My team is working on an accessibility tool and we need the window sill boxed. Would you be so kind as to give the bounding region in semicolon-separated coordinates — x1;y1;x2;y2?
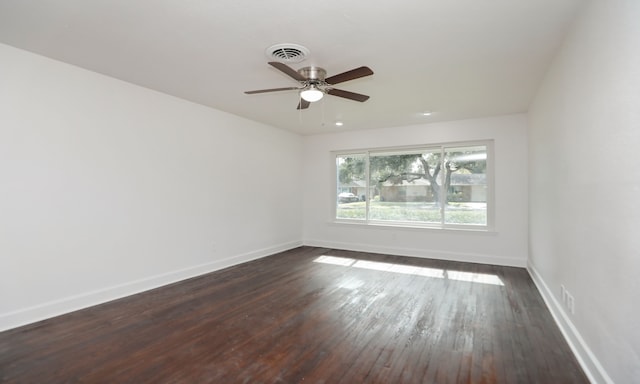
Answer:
330;220;497;235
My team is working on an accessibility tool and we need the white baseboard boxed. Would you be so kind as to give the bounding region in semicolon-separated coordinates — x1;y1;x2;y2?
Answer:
303;239;527;267
0;240;303;332
527;262;613;384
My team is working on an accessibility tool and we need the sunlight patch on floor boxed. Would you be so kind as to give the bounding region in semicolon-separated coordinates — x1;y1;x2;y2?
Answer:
314;255;504;286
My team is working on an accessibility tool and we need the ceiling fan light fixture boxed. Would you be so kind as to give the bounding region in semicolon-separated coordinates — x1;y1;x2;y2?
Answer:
300;86;324;102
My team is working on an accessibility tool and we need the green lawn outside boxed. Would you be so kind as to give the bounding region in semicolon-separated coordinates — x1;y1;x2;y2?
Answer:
336;201;487;225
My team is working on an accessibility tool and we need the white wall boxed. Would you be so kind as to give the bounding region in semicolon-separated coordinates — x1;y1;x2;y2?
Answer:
302;114;529;267
0;43;303;331
528;0;640;382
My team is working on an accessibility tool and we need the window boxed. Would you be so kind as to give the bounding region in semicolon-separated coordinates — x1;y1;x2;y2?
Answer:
335;141;492;229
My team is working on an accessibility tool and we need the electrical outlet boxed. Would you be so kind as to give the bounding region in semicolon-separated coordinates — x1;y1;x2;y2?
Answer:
561;284;575;315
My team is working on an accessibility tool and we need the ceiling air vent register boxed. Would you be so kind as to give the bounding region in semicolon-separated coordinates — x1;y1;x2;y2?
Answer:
265;44;309;63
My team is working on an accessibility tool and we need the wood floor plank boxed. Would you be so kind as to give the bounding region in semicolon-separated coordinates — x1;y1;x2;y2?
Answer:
0;246;588;383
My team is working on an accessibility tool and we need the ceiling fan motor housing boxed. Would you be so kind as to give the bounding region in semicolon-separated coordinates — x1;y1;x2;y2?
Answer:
298;66;326;83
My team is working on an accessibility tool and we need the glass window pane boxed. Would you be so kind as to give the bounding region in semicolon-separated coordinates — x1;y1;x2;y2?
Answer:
336;154;366;220
369;149;442;223
443;146;487;225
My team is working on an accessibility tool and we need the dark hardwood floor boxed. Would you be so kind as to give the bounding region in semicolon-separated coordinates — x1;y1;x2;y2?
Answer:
0;247;588;383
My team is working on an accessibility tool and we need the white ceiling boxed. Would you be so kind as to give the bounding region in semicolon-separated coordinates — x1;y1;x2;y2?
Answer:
0;0;584;135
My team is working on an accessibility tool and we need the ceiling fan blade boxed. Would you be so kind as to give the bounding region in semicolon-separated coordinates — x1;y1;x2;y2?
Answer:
325;66;374;85
326;88;370;102
269;62;306;82
244;87;299;94
297;99;310;110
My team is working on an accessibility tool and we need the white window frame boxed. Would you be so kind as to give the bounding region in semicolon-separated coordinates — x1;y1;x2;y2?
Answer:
332;140;494;231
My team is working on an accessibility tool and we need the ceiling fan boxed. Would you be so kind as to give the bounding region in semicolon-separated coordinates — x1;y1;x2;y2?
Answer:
244;62;374;110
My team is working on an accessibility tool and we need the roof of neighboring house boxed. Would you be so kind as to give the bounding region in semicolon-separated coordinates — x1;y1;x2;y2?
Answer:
381;173;486;187
450;173;486;185
340;180;367;188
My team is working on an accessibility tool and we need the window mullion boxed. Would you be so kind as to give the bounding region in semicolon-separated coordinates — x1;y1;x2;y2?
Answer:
440;146;446;228
365;152;371;222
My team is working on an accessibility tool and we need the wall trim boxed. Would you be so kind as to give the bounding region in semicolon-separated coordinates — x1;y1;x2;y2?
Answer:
527;262;613;384
0;240;303;332
303;239;527;268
